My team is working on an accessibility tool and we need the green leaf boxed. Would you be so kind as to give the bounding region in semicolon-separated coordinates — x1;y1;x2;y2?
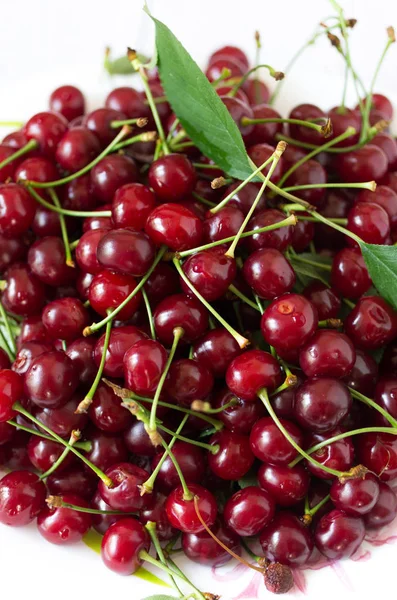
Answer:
360;243;397;310
238;471;258;488
104;52;150;75
146;11;253;180
289;253;332;288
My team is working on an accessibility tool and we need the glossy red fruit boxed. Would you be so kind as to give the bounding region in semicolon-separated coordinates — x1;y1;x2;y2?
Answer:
2;263;47;317
303;281;341;320
124;339;167;396
153;294;208;347
46;467;96;502
202;206;244;244
0;235;28;273
75;228;107;274
222;182;266;216
84;108;125;147
336;145;388;183
111;183;156;230
97;229;155;277
105;87;149;119
182;519;240;566
89;383;132;433
226;350;282;401
258;463;310;507
89;270;141;320
27;436;74;473
250;104;282;144
247;143;284;181
56;127;100;174
373;377;397;426
345;296;397;350
165;358;214;406
151;441;206;493
94;325;147;379
37;494;92;544
357;185;397;228
205;56;245;82
24;350;78;408
42;298;89;341
357;93;393;121
331;247;371;299
299;331;356;379
192;328;241;378
145;263;180;306
0;145;20;182
166;483;217;534
209;45;249;69
214;388;264;434
25;111;68;157
371;132;397;171
0;370;23;422
140;494;177;542
224;486;275;536
356;432;397;482
259;512;314;566
347;202;390;245
294;378;352;433
327;106;360;147
306;429;354;479
28;237;75;287
98;462;152;512
314;509;365;559
85;428;128;472
220;96;254;141
101;517;150;575
250;417;303;465
90;155;138;204
145;203;203;251
65;337;97;385
0;470;46;526
364;482;397;528
148;153;196;202
330;473;379;516
34;393;87;438
49;85;85;121
343;349;378;395
181;250;236;302
285;159;327;206
208;430;254;480
289;103;326;145
243;248;295;300
0;184;36;238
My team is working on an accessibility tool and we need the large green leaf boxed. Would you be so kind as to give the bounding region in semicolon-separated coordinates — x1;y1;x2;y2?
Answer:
146;11;253;180
360;243;397;311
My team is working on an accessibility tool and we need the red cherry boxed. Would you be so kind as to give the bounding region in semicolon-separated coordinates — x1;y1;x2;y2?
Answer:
336;145;388;183
0;470;46;526
299;331;356;379
145;203;203;251
259;512;313;566
226;350;282;401
314;509;365;560
0;183;36;238
101;517;150;575
0;370;23;422
250;416;304;464
345;296;397;350
258;463;310;507
49;85;85;121
166;483;217;534
208;430;254;480
224;486;275;536
37;494;92;544
25;111;68;157
111;183;156;230
89;270;141;320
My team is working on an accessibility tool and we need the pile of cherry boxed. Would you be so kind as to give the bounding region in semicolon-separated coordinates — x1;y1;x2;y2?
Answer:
1;39;397;599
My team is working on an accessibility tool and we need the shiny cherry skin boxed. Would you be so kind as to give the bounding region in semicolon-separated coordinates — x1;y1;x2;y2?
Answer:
94;325;147;379
261;293;318;352
0;470;46;526
83;206;112;232
327;106;360;147
25;111;68;157
330;473;380;516
15;155;59;184
34;393;87;437
267;384;298;421
101;517;150;575
85;428;128;472
220;96;254;141
243;78;270;105
224;486;275;536
90;154;138;204
314;509;365;560
299;331;356;379
49;85;85;121
0;183;36;238
250;417;303;465
209;45;249;69
181;250;236;302
124;419;167;457
166;483;217;534
306;429;354;479
55;127;100;173
89;270;141;320
89;382;132;433
0;370;23;422
46;467;96;502
42;297;89;341
2;263;47;317
37;494;91;544
258;463;310;507
124;339;167;396
336;144;388;183
145;203;203;251
105;87;149;119
28;237;75;287
291;218;315;252
247;143;284;181
208;430;254;480
222;182;266;216
182;519;240;566
226;350;282;401
289;103;326;145
243;248;295;300
347;201;390;245
285;159;327;206
151;441;206;492
371;132;397;171
0;421;14;445
24;350;78;408
111;183;155;230
364;482;397;528
205;56;245;82
165;358;214;406
345;296;397;350
192;328;241;378
140;493;177;542
98;462;152;512
356;432;397;482
343;349;378;395
0;145;20;182
97;229;155;277
202;206;244;244
303;281;341;320
62;176;97;214
357;185;397;228
17;315;49;346
2;129;28;149
91;491;123;535
153;294;208;347
27;436;75;473
0;234;28;273
260;512;313;566
214;388;264;434
373;377;397;426
32;206;62;237
148;153;196;202
144;263;180;306
75;228;107;274
331;247;371;299
250;104;282;144
83;108;125;147
357;93;393;121
65;337;96;386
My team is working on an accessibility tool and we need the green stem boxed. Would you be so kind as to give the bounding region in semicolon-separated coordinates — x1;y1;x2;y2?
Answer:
110;117;148;129
228;63;284;98
191;191;216;208
139;551;205;600
40;431;80;479
282;181;376;193
112;131;157;151
6;419;91;450
166;557;207;600
27;185;112;218
145;521;183;597
242;116;327;134
350;388;397;428
48;189;74;267
0;302;16;357
142;289;155;340
0;121;24;127
290;254;332;271
0;139;38;171
275;129;379;153
298;216;348;225
46;498;136;515
307;493;331;517
158;423;219;454
228;284;261;312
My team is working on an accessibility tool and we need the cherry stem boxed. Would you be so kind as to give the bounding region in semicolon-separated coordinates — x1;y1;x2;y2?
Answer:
85;245;167;335
148;326;184;435
289;426;397;468
349;388;397;428
158;423;220;454
27;185;112;218
241;116;330;135
258;388;348;478
298;216;348;225
270;373;298;397
46;496;136;515
13;402;113;487
228;63;284;99
282;181;376;193
318;318;343;329
0;301;16;357
0;121;24;127
145;521;183;596
228;284;261;312
6;419;91;450
173;258;249;349
306;493;331;517
141;289;156;340
191;398;238;414
110;117;148;129
275;127;380;153
191;191;216;208
48;188;74;267
112;130;157;151
290;254;332;271
76;310;113;414
139;551;206;600
0;139;38;171
40;430;81;480
192;162;222;170
25;126;131;188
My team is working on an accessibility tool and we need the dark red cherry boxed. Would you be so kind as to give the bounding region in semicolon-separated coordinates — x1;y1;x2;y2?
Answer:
247;143;284;182
32;206;62;237
250;417;303;464
17;316;50;346
336;145;388;183
97;229;155;277
303;281;341;320
25;111;68;157
285;159;327;206
55;127;100;173
84;428;128;472
289;103;326;145
209;45;249;69
314;509;365;560
46;467;96;501
165;358;214;406
124;419;168;457
27;436;75;473
148;153;196;202
0;234;28;273
82;205;112;232
357;185;397;228
144;263;180;306
75;228;107;274
65;337;97;386
261;293;318;352
0;145;21;181
222;182;266;216
37;494;91;544
327;106;360;146
153;294;208;347
49;85;85;121
373;377;397;426
84;108;126;148
0;183;36;238
28;237;75;287
101;517;150;575
182;518;240;566
94;325;147;379
2;129;28;149
226;350;282;401
294;378;352;433
260;512;313;566
2;263;47;316
243;79;270;105
357;432;397;482
105;87;150;119
124;339;167;396
90;154;138;204
42;297;89;341
0;470;46;526
98;462;151;512
250;104;282;144
24;350;78;408
306;429;354;479
268;382;299;421
0;349;10;370
357;93;393;121
192;328;241;378
0;369;23;422
246;208;294;253
371;132;397;171
151;441;206;492
202;206;244;244
291;218;315;252
34;393;87;437
140;493;177;542
89;270;141;320
220;96;254;142
15;155;59;184
181;250;236;302
243;247;295;300
330;473;379;516
145;203;203;251
90;491;123;535
214;388;264;434
111;183;156;230
343;349;378;395
347;201;390;245
331;247;371;299
224;486;275;536
299;331;356;379
60;170;97;210
258;462;310;507
166;483;217;533
205;56;245;82
0;421;14;445
345;296;397;350
89;382;132;433
364;482;397;528
208;430;254;480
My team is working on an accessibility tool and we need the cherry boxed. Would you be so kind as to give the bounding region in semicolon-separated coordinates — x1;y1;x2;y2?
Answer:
124;339;167;396
182;518;240;566
358;93;393;121
61;174;97;211
32;206;63;237
151;441;206;492
371;132;397;171
327;106;361;146
28;237;75;287
314;509;365;560
364;482;397;528
144;263;180;306
0;183;36;238
27;436;74;473
271;383;299;421
37;494;92;544
17;316;50;346
181;250;236;302
83;205;112;232
145;203;203;251
89;491;123;535
0;349;10;370
247;143;284;181
347;201;390;245
205;57;245;82
16;157;59;187
83;108;126;147
209;45;249;69
0;421;14;445
75;228;107;274
153;294;208;347
357;432;397;482
140;493;176;542
24;111;68;157
214;388;263;434
111;183;156;231
98;462;152;512
259;512;313;566
331;247;372;299
294;378;352;433
34;393;87;437
290;218;315;252
55;127;100;173
65;337;97;385
0;370;23;422
97;229;155;277
124;419;168;457
24;350;78;408
0;470;46;526
94;326;146;380
0;234;28;272
345;296;397;350
249;104;283;144
247;208;294;253
226;350;282;401
165;358;214;406
105;87;150;119
243;78;270;106
357;185;397;228
42;297;89;341
303;281;341;320
261;293;318;352
222;182;266;216
88;382;132;433
243;247;296;300
89;270;142;320
2;129;28;149
90;154;138;204
208;430;254;480
46;467;96;502
148;153;196;202
258;463;310;507
2;263;47;316
101;517;150;575
330;473;379;516
285;159;327;206
305;428;354;479
250;417;303;465
166;483;217;534
343;349;378;396
84;428;128;472
300;330;356;379
0;144;21;182
336;145;388;183
220;96;254;141
192;328;241;378
49;85;85;121
224;486;275;536
288;103;326;145
373;378;397;426
202;207;244;244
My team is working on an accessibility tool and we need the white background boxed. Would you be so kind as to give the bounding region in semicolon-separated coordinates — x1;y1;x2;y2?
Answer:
1;1;397;599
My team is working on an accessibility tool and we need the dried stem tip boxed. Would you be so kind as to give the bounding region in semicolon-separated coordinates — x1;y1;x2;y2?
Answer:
137;117;149;128
211;176;227;190
387;26;396;42
321;118;333;138
346;18;357;28
46;495;63;508
191;400;212;412
275;140;287;157
127;47;137;61
339;463;369;484
273;71;284;81
328;33;341;49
